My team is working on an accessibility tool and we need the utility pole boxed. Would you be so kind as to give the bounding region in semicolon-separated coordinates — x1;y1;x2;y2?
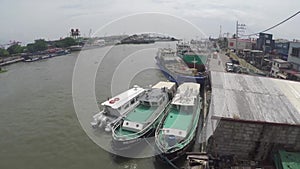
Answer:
88;29;92;38
236;21;238;51
219;25;222;38
235;21;246;52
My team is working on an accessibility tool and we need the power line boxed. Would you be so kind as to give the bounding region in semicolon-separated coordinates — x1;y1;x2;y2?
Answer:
242;11;300;36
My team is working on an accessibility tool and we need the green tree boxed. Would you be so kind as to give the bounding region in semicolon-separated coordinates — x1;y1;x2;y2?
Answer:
54;37;77;48
0;48;9;57
26;43;35;53
7;44;24;55
26;39;48;53
34;39;48;51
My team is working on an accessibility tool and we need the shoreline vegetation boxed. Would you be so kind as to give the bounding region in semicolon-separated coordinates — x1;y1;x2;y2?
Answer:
0;69;7;73
0;34;177;67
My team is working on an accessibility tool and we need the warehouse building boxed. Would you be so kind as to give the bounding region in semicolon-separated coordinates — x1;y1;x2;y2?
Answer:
204;71;300;161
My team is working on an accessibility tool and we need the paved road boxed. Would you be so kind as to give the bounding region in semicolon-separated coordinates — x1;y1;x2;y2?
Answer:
206;51;230;72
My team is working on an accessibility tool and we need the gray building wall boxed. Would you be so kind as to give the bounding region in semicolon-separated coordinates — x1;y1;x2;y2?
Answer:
256;33;274;53
228;38;252;50
288;42;300;71
207;119;300;161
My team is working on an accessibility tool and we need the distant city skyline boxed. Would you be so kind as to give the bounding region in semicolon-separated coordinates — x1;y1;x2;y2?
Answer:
1;0;300;45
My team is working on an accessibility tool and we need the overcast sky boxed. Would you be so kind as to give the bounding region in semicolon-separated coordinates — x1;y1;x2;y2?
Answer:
1;0;299;45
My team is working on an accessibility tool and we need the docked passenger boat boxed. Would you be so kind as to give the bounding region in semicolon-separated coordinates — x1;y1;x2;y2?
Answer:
23;57;41;62
91;85;146;132
111;82;177;150
69;45;83;51
155;82;202;162
156;48;206;85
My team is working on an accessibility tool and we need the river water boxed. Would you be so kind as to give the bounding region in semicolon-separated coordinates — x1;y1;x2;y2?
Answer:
0;42;180;169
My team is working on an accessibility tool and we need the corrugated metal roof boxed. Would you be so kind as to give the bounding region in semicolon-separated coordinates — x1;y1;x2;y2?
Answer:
210;71;300;125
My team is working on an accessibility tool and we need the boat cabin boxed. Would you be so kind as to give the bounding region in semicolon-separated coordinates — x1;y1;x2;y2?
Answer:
121;88;169;132
101;86;145;117
161;83;200;144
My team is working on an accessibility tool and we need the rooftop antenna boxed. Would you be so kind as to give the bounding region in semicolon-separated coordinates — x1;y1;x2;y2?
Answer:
89;29;92;38
219;25;222;38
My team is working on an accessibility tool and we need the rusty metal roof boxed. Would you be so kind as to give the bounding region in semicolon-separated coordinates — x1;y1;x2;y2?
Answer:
202;71;300;143
209;71;300;125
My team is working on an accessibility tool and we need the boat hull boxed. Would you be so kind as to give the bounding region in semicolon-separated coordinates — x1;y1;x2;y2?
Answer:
111;127;154;151
156;61;205;85
24;57;41;62
155;131;196;162
154;83;202;164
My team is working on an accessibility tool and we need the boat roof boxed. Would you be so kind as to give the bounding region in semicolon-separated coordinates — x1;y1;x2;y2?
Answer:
139;88;165;103
101;86;145;109
273;58;289;63
152;81;176;90
172;83;200;106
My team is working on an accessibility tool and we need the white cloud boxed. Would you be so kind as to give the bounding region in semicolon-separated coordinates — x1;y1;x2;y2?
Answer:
0;0;299;44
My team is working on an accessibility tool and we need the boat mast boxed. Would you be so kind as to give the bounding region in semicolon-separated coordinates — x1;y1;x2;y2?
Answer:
193;56;196;69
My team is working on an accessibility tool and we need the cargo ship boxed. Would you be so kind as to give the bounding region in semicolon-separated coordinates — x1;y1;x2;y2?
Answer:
176;42;207;72
155;48;206;85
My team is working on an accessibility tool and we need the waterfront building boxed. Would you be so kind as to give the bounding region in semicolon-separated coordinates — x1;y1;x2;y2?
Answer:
288;41;300;72
274;39;290;60
204;71;300;161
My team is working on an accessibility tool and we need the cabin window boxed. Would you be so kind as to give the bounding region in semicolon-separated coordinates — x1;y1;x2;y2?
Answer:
124;103;129;109
152;102;158;106
143;101;150;106
291;47;300;57
118;107;121;111
130;99;135;105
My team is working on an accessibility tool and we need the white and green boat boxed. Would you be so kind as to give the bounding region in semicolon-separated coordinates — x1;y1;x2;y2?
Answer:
155;82;202;162
111;82;176;150
91;85;146;132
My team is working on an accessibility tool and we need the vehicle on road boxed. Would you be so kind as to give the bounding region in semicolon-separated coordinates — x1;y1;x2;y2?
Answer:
225;62;234;72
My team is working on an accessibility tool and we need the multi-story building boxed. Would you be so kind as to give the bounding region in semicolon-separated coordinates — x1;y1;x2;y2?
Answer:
256;33;274;53
228;38;252;51
274;39;290;60
288;41;300;71
270;59;290;78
